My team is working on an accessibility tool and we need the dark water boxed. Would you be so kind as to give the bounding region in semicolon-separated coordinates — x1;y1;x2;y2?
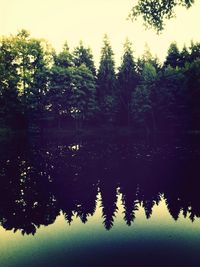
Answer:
1;133;200;267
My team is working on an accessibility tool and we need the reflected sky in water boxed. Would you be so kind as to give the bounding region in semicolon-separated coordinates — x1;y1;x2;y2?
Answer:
1;133;200;266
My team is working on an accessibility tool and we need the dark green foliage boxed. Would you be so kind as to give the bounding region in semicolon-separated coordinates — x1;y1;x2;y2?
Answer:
70;65;97;123
164;41;200;68
0;30;52;129
53;42;73;68
0;35;24;128
73;41;96;75
132;62;157;132
137;45;161;74
15;30;51;93
164;42;181;68
0;86;24;128
155;66;186;130
48;65;72;126
184;58;200;129
189;42;200;62
48;42;97;128
179;46;190;67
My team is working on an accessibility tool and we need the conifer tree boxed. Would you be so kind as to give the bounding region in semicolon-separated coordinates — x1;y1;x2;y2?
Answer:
97;35;116;123
164;42;181;68
117;39;138;125
73;41;96;75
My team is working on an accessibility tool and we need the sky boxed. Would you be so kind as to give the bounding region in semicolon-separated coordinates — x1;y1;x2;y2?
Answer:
0;0;200;66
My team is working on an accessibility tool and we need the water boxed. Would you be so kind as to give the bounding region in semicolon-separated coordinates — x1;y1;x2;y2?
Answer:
0;133;200;267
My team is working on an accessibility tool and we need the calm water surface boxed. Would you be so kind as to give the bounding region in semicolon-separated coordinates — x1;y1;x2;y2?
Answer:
0;133;200;267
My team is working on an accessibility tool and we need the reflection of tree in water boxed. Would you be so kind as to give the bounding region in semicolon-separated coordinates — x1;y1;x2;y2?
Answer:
100;181;118;230
121;186;139;226
0;135;200;234
119;158;139;225
0;138;59;235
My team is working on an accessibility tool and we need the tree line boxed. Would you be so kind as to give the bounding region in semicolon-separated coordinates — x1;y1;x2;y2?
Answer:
0;29;200;132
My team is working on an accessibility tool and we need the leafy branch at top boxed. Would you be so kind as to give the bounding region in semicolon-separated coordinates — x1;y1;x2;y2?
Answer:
129;0;195;33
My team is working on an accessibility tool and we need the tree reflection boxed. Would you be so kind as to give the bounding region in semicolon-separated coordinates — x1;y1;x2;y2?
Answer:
0;134;200;234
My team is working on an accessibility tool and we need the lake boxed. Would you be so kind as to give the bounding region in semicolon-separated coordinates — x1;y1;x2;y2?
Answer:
0;132;200;267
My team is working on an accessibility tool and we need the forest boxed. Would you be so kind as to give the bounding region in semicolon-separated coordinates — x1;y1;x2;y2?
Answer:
0;29;200;133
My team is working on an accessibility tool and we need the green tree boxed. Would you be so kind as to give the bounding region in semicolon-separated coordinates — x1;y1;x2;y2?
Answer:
164;42;181;68
70;64;97;128
137;44;161;74
97;35;116;123
179;45;190;67
0;30;52;127
132;62;157;132
184;58;200;129
16;31;52;126
47;42;74;126
0;35;25;128
164;41;200;69
155;65;186;130
73;41;96;75
49;42;97;128
15;30;50;92
48;64;72;128
53;42;73;68
189;41;200;62
117;39;138;125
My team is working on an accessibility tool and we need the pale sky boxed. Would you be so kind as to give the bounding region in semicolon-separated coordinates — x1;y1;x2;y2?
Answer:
0;0;200;66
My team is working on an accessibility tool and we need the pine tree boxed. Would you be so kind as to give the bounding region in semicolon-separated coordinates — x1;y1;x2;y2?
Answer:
117;39;138;125
97;35;116;123
48;62;72;128
73;41;96;75
70;64;97;128
164;42;181;68
53;42;73;68
132;62;157;132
